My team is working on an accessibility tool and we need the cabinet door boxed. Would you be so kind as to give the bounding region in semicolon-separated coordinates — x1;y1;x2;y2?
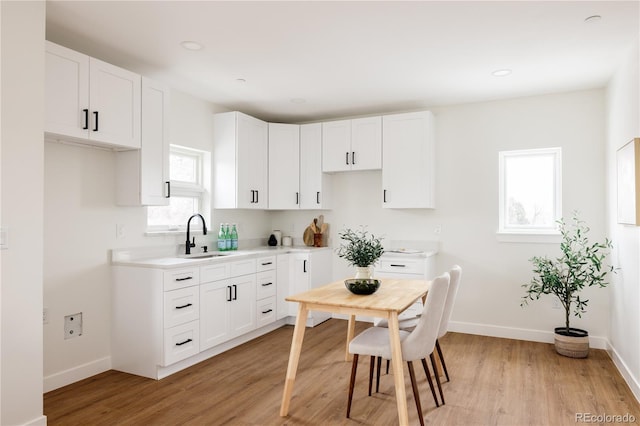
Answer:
88;57;141;149
115;77;170;206
228;274;257;338
237;112;268;208
268;123;300;209
200;281;231;350
289;254;310;316
276;254;291;320
382;111;435;208
322;120;351;172
140;77;170;205
300;123;331;209
351;116;382;171
45;41;90;139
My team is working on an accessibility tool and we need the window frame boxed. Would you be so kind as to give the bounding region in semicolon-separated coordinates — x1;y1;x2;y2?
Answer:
498;147;562;239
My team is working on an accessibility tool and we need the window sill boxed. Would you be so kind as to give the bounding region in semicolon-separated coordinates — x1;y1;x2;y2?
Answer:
145;229;204;237
496;231;561;244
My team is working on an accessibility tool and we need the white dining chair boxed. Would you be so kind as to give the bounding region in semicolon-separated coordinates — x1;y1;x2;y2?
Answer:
346;272;450;425
435;264;461;382
375;265;462;385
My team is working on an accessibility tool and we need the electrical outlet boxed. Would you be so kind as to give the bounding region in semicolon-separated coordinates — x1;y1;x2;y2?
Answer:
116;224;125;240
64;313;83;339
434;225;442;235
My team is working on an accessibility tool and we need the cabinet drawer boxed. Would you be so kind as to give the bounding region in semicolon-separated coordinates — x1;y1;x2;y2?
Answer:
162;320;200;366
201;262;230;283
230;259;256;277
164;286;199;329
256;270;276;300
256;256;276;272
164;268;200;291
256;296;276;328
377;258;425;275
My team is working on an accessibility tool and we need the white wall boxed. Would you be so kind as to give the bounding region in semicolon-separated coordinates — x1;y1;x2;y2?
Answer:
606;36;640;400
272;89;609;344
43;89;272;391
1;1;46;425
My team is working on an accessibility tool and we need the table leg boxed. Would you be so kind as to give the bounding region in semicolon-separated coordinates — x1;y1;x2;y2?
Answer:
345;314;356;361
388;312;409;425
280;303;309;417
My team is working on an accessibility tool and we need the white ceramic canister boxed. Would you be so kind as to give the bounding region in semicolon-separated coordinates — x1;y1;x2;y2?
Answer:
272;230;282;246
282;236;292;246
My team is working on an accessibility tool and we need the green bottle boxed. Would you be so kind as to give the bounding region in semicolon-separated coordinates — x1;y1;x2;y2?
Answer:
230;224;238;250
217;223;226;251
224;224;232;251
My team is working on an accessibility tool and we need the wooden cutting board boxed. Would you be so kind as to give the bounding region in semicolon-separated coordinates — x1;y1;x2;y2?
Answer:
303;226;314;246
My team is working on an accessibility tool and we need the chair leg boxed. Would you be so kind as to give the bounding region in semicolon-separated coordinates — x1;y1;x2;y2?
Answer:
375;356;382;393
386;359;390;375
430;352;445;405
407;361;425;426
346;354;359;418
368;356;375;396
421;358;440;407
435;339;450;382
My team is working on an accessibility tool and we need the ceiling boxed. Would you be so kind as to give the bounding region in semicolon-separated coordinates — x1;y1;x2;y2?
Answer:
46;1;639;123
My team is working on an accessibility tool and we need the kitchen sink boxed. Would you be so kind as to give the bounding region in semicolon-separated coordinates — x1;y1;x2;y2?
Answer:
179;252;229;259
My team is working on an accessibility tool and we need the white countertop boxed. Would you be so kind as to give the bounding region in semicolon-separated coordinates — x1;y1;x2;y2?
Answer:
111;245;332;269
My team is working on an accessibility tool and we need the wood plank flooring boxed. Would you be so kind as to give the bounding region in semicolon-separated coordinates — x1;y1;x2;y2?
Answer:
44;319;640;425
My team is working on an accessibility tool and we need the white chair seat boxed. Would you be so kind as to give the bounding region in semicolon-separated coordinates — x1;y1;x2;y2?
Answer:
373;316;419;330
349;327;411;360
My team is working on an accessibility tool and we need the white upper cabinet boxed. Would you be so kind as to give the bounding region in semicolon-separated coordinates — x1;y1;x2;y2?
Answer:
213;111;268;209
300;123;331;209
382;111;436;209
45;41;141;150
351;116;382;170
268;123;300;209
322;116;382;172
116;77;170;206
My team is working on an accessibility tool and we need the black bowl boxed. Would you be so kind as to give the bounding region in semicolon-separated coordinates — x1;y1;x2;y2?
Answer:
344;279;381;295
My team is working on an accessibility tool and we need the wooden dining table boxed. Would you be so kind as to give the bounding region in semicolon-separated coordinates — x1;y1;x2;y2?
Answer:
279;278;431;425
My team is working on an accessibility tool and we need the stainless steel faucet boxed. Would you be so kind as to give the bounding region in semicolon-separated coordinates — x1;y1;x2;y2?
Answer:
185;214;207;255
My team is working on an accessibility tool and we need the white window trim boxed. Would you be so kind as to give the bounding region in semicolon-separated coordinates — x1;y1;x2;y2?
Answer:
497;147;562;242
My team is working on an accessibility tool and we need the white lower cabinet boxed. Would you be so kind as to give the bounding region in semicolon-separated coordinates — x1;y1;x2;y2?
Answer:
287;250;333;327
200;260;257;351
112;249;332;379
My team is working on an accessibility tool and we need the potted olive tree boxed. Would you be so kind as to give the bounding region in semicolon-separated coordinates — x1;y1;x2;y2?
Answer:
336;227;384;279
521;213;614;358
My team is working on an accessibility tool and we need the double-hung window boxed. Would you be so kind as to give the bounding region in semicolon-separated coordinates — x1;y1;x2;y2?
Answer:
147;145;210;232
498;147;562;238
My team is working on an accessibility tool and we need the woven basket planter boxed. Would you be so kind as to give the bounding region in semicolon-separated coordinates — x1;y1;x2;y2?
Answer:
554;327;589;358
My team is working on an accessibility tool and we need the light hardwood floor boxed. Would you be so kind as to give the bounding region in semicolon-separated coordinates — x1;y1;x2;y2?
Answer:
44;319;640;425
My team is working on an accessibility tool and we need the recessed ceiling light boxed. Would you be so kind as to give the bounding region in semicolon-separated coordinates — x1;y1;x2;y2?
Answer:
290;98;306;104
492;69;512;77
180;41;203;51
584;15;602;23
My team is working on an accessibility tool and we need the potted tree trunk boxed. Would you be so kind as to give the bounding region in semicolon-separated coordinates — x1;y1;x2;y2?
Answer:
521;213;614;358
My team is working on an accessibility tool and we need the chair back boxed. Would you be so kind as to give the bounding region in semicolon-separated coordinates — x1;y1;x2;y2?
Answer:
438;265;462;339
400;272;450;361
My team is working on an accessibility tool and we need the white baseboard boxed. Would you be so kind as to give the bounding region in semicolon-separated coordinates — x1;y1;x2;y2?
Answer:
43;356;111;393
447;320;608;349
24;415;47;426
607;342;640;403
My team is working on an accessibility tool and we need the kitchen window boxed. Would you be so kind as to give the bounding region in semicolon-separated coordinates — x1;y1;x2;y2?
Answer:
498;147;562;241
147;145;210;232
